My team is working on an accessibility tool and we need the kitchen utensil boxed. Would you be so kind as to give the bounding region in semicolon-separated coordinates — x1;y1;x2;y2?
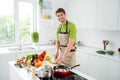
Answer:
36;65;52;78
52;64;80;76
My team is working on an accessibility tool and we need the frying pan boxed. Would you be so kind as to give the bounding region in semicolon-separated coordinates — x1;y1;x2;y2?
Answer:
52;64;80;76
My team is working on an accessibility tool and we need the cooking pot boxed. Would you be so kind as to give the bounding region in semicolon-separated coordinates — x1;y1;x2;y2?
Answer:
52;64;80;76
36;65;52;78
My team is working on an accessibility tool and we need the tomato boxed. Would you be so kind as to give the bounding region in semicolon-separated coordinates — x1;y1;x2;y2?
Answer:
38;50;46;61
33;58;40;63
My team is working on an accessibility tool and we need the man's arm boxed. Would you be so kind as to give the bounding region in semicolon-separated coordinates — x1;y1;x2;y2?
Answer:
54;39;60;60
55;38;75;63
62;38;75;58
56;39;60;52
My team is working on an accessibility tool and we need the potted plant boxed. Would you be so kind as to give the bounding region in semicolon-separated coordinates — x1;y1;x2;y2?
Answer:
39;0;43;13
31;32;39;43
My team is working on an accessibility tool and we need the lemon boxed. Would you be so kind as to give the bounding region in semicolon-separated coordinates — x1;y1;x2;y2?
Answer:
27;60;31;68
45;55;51;61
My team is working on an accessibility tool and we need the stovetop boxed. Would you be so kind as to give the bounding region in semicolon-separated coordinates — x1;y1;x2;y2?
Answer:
36;71;88;80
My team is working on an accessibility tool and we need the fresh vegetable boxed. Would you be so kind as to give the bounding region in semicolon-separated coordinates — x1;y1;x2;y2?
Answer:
35;61;42;67
15;51;47;68
38;50;46;61
45;55;51;61
14;56;25;68
26;54;38;61
32;54;38;59
26;54;33;60
106;50;114;55
33;58;40;63
96;50;106;54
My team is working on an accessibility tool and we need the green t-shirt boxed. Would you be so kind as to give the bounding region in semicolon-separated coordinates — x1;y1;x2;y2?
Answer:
56;21;77;44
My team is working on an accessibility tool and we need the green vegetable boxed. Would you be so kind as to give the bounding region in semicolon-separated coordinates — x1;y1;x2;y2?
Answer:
19;64;23;68
26;54;33;60
96;50;106;54
26;54;38;60
32;54;38;59
106;50;114;55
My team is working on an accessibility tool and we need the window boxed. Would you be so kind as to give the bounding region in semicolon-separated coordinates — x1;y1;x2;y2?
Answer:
18;2;33;44
0;0;36;46
0;0;15;45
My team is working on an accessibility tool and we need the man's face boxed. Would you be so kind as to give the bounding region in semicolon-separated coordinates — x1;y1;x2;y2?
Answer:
56;12;66;23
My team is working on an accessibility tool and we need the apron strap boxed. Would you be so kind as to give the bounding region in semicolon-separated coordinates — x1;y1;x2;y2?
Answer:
59;20;68;33
66;20;68;33
60;45;77;52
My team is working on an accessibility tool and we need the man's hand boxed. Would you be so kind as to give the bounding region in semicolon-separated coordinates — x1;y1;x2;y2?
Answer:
55;56;64;64
54;51;59;60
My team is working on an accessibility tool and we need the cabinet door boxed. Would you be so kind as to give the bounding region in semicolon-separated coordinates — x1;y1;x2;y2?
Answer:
89;54;109;80
10;65;22;80
68;0;96;30
118;0;120;30
0;53;16;80
76;50;89;74
96;0;119;30
109;59;120;80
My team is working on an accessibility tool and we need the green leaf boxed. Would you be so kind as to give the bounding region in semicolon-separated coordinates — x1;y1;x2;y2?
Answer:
96;50;106;54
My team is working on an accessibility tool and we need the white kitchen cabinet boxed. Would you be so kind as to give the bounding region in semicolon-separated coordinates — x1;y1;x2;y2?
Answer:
109;59;120;80
118;0;120;30
0;53;16;80
76;50;89;74
10;65;22;80
88;54;109;80
68;0;96;30
96;0;119;30
68;0;119;30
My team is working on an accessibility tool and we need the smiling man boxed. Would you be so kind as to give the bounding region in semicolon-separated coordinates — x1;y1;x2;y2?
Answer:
54;8;77;67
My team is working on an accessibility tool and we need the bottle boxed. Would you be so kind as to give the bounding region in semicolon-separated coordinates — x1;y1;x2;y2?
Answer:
118;48;120;55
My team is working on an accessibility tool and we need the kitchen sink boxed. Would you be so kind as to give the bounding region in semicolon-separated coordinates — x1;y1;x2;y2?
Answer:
9;46;36;52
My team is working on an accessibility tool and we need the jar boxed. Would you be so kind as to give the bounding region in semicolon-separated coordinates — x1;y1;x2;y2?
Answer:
77;41;81;46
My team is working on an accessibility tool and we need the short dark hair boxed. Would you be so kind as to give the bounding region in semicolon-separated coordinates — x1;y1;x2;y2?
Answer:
56;8;66;14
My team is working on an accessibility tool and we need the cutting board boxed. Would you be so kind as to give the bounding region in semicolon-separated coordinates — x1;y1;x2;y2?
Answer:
43;61;58;68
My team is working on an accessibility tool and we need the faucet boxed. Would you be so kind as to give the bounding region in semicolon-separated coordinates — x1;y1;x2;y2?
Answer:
19;41;22;50
103;40;109;50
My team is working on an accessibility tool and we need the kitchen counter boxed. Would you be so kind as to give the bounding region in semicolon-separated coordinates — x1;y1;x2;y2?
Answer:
1;44;120;62
77;45;120;62
9;61;96;80
0;45;55;54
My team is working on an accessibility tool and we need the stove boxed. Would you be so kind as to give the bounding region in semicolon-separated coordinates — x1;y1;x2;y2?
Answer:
36;71;88;80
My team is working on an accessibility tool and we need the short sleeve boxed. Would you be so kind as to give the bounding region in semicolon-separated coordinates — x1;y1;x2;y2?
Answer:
69;23;77;39
56;25;61;39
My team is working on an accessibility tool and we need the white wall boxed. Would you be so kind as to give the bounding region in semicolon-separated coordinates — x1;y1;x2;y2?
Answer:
67;0;120;55
38;0;120;55
38;0;69;44
77;29;120;53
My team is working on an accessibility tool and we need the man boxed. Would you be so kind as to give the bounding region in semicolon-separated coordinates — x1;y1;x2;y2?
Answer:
54;8;77;67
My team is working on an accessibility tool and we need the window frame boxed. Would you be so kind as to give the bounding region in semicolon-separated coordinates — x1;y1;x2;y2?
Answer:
0;0;37;47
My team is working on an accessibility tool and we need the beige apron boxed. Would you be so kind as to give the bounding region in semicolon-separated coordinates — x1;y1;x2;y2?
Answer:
58;21;76;67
